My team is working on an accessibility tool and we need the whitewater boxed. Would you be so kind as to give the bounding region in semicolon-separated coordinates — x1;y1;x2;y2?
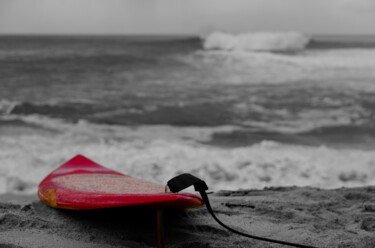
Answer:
1;116;375;195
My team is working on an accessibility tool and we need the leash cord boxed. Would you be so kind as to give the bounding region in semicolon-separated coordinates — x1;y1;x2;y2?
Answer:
167;173;318;248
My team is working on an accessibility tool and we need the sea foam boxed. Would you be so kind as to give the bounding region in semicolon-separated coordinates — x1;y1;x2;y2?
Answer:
1;117;374;195
177;48;375;90
203;31;310;52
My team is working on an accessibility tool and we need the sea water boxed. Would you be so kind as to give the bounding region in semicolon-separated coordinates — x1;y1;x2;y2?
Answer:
1;33;375;194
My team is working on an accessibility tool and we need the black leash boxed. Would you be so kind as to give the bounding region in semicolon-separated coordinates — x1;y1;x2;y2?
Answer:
167;173;318;248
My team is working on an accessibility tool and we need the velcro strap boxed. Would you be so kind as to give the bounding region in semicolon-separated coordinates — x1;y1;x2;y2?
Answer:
167;173;208;193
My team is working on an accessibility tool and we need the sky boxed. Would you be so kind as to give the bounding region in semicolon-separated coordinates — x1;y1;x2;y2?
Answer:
0;0;375;35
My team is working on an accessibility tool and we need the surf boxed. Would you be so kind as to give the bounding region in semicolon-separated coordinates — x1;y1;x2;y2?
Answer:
203;31;310;52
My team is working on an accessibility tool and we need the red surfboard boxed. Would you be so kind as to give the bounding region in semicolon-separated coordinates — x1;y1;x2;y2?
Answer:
38;155;203;210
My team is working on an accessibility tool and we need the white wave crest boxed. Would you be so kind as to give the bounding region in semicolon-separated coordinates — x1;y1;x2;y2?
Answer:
1;119;375;194
203;31;310;52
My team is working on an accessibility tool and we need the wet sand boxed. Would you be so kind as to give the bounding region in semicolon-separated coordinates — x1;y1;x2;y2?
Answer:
1;186;375;248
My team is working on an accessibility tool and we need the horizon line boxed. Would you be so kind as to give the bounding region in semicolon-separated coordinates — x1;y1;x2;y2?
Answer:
1;32;375;37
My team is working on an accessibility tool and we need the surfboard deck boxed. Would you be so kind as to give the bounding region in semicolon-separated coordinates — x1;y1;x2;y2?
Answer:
38;155;203;210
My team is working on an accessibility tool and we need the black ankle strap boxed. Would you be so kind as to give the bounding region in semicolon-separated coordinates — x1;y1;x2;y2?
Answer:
167;173;208;193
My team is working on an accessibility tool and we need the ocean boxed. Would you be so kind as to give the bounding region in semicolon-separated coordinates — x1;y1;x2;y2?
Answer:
1;33;375;194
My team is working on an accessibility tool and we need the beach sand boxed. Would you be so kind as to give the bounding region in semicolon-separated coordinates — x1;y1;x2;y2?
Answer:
1;186;375;248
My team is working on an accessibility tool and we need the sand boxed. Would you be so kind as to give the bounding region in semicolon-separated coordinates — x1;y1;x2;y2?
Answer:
0;186;375;248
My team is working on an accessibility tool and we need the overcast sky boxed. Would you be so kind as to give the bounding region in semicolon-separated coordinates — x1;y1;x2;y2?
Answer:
0;0;375;35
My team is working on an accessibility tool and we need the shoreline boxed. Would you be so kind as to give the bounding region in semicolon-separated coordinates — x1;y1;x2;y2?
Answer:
1;186;374;247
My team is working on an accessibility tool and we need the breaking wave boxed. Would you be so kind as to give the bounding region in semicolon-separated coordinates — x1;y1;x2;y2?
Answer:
1;117;375;194
203;31;310;52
